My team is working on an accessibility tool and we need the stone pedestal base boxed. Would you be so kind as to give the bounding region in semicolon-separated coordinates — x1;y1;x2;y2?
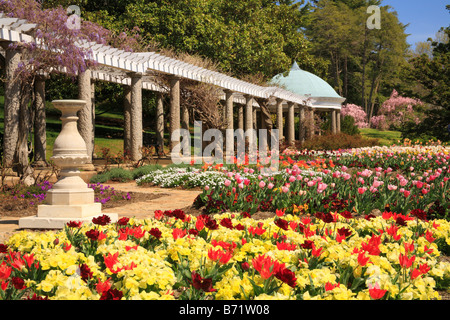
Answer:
19;191;119;229
19;212;119;230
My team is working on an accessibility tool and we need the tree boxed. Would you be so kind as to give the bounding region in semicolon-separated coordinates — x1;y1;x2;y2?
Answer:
45;0;326;81
304;0;409;116
402;10;450;141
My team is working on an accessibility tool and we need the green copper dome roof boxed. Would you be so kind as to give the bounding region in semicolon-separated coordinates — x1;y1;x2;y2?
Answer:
271;62;343;99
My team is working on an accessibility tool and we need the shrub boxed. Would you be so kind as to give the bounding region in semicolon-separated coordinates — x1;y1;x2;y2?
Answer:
321;115;360;136
90;168;134;183
302;133;379;151
131;164;163;180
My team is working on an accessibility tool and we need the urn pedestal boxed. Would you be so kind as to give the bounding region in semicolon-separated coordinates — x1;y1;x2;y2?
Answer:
19;100;118;229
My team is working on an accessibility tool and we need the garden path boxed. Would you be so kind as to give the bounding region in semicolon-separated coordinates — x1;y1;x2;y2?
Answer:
0;182;202;243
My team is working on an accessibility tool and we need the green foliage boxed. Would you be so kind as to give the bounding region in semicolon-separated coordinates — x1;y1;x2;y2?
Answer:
47;0;326;80
131;164;164;179
403;17;450;142
90;167;133;183
322;115;360;136
302;133;379;151
90;164;165;183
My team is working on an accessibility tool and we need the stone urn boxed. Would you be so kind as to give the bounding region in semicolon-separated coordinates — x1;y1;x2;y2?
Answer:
50;100;91;191
19;100;118;229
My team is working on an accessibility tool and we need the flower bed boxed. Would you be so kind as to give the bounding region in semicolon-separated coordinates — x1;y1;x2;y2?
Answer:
194;145;450;218
1;144;449;300
0;210;449;300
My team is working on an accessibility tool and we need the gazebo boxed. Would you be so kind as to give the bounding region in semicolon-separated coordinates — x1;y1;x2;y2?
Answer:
270;61;346;144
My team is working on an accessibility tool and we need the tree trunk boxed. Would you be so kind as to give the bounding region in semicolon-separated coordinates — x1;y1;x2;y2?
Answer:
13;82;34;184
3;47;21;168
344;55;348;99
361;28;368;113
33;76;47;167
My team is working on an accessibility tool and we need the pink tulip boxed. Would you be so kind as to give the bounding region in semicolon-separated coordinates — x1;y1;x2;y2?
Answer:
388;184;397;191
317;182;328;193
224;179;231;187
289;175;296;183
268;183;274;189
259;181;266;188
282;186;289;193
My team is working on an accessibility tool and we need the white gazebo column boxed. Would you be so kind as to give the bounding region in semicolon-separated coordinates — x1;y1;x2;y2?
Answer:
287;102;295;145
337;109;341;133
33;75;47;167
130;73;143;161
3;45;21;168
276;98;284;141
77;69;95;170
123;86;132;156
299;105;305;143
156;92;165;155
170;76;181;151
331;109;337;134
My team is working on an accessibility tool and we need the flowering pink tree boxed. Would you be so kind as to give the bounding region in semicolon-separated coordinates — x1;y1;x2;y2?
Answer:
371;90;424;131
340;104;369;128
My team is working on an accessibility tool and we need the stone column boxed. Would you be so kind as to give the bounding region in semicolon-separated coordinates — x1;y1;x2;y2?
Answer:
238;104;244;131
337;110;341;133
170;76;181;151
244;95;254;146
253;107;257;130
299;105;305;143
276;99;284;141
33;75;47;167
3;46;21;168
77;69;95;170
156;92;165;155
130;73;143;161
225;90;234;130
123;86;132;156
287;102;295;145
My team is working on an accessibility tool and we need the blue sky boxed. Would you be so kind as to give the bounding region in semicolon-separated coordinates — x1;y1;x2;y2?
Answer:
382;0;449;48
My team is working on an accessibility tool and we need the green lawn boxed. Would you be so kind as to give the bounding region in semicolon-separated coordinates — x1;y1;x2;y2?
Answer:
360;128;402;146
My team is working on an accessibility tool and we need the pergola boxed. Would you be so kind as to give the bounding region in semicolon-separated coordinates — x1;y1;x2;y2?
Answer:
0;14;335;168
